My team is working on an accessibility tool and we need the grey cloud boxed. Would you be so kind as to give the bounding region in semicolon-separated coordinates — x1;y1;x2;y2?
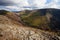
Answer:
0;0;16;6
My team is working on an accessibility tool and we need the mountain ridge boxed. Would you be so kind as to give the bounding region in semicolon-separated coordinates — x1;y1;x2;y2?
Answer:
0;9;60;40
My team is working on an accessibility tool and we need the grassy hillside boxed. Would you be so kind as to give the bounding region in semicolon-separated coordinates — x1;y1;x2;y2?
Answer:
19;9;60;31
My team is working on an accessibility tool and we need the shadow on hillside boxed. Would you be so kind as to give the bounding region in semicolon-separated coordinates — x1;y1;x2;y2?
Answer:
0;10;8;15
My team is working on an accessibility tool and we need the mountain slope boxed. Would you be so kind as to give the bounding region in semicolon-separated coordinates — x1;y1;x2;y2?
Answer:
19;9;60;32
0;10;60;40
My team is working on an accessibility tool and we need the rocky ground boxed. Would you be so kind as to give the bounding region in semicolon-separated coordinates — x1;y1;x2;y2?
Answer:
0;13;60;40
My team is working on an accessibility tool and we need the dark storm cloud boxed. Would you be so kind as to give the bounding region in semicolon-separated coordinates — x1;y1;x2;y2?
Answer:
0;0;16;6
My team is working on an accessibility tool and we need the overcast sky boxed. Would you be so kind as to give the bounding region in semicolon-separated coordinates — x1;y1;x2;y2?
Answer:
0;0;60;11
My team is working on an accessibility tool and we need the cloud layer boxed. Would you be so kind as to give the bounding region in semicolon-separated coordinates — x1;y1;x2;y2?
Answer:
0;0;60;11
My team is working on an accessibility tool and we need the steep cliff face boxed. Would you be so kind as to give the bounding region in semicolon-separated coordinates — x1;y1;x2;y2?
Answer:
0;10;60;40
